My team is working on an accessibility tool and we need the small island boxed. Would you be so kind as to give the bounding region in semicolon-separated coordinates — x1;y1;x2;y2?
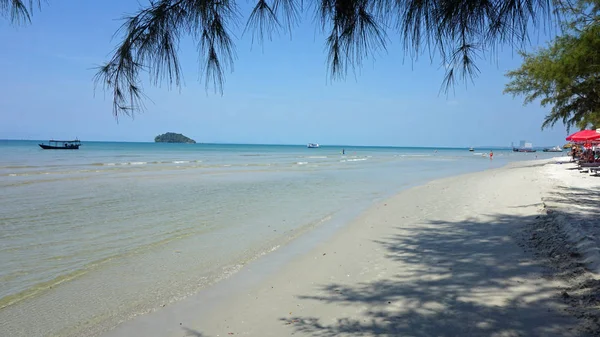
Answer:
154;132;196;144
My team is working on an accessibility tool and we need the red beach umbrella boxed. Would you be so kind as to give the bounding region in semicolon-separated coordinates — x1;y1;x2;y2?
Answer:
566;129;600;142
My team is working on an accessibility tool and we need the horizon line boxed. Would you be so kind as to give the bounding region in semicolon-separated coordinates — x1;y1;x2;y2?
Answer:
1;139;564;149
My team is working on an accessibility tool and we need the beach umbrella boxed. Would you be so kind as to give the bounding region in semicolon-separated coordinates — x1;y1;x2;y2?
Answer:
565;129;600;142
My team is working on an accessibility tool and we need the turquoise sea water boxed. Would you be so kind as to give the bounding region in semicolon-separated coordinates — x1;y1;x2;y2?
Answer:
0;140;561;336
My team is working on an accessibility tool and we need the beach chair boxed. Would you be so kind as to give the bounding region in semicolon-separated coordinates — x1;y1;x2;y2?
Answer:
579;162;600;173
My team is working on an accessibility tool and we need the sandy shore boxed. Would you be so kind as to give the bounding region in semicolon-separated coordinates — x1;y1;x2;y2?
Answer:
522;157;600;334
100;160;594;337
539;157;600;274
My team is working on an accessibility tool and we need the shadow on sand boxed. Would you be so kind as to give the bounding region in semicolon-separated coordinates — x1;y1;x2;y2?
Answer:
280;212;588;336
545;186;600;212
181;326;208;337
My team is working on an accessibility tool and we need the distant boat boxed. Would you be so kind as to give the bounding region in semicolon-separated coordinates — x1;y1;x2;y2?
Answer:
543;146;563;152
512;147;536;152
469;147;474;152
39;139;81;150
307;143;320;148
512;140;536;152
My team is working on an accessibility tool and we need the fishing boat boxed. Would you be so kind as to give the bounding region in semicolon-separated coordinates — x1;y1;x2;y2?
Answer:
512;140;536;152
39;139;81;150
469;147;474;152
307;143;320;148
512;147;537;152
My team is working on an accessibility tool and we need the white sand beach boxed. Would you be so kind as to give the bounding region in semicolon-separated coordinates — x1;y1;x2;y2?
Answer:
100;159;599;337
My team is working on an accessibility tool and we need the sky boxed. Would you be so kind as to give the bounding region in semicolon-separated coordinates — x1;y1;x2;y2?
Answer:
0;1;570;147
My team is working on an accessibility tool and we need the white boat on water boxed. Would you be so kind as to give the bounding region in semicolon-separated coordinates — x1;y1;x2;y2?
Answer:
543;145;563;152
307;143;320;148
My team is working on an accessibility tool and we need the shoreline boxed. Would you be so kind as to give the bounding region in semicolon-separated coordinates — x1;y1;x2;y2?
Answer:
1;152;517;337
102;158;589;337
4;156;586;337
87;163;507;336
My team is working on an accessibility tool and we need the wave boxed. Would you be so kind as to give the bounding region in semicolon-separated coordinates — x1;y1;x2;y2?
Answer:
0;165;38;169
91;161;147;166
397;154;432;157
93;160;201;166
1;160;286;180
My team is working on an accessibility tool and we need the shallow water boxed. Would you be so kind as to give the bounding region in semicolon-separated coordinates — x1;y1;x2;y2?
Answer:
0;140;560;336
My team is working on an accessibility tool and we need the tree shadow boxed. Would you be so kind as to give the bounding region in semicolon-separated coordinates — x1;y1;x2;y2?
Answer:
283;212;590;336
181;326;210;337
545;186;600;212
543;186;600;252
509;202;545;208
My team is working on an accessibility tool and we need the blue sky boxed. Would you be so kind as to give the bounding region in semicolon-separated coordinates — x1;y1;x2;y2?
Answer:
0;1;568;147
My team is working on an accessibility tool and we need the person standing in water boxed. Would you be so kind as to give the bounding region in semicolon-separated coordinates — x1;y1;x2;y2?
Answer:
342;148;345;155
489;150;494;160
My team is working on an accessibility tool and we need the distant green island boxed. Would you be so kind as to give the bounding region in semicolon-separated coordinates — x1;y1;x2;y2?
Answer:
154;132;196;144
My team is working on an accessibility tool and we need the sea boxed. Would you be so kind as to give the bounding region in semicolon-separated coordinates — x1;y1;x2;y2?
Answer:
0;140;561;337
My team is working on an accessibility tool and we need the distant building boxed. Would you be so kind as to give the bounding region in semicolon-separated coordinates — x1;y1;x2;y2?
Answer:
519;140;533;148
